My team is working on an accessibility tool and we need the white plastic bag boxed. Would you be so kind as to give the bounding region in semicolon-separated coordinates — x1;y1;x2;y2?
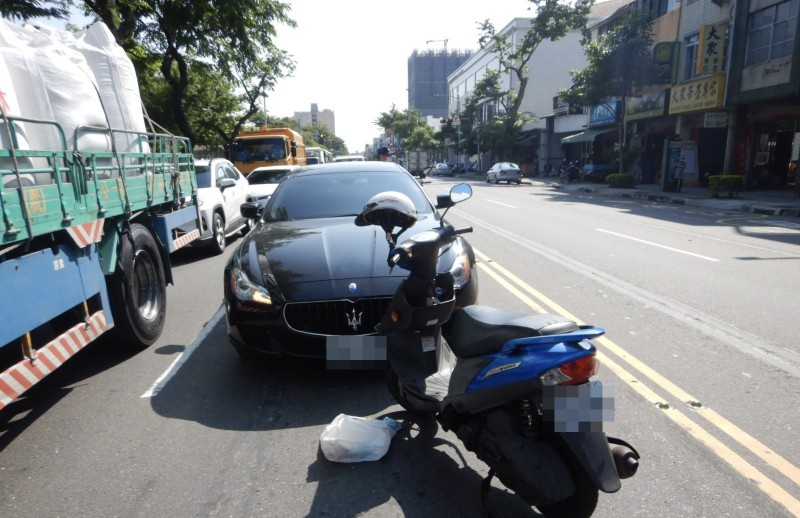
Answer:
319;414;400;463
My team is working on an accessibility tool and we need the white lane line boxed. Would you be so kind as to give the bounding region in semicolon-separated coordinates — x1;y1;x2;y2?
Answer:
487;199;517;208
596;228;720;262
141;306;224;398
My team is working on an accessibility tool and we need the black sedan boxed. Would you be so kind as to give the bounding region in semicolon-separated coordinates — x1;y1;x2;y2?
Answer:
223;161;478;368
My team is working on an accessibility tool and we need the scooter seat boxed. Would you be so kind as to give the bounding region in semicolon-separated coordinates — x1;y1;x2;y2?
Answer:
447;305;579;357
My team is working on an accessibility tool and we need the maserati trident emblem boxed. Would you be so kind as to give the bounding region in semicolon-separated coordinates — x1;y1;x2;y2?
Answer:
346;307;362;331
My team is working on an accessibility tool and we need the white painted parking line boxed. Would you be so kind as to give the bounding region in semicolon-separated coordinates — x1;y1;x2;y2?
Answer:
596;228;720;262
141;307;225;398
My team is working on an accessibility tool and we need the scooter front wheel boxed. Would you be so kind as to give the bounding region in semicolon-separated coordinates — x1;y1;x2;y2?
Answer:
387;364;437;416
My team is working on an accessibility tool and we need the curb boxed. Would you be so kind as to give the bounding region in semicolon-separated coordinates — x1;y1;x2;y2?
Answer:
573;186;800;218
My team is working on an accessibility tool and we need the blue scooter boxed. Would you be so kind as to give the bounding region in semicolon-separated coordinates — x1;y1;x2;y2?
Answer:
358;184;639;517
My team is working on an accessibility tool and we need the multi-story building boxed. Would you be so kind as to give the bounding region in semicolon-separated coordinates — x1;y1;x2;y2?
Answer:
292;103;336;135
408;48;472;119
727;0;800;189
446;0;632;173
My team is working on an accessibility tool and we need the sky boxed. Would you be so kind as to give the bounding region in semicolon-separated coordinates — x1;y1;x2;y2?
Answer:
269;0;535;152
35;0;536;153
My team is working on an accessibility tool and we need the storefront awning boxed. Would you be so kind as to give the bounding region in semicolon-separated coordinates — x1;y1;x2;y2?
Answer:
560;127;616;144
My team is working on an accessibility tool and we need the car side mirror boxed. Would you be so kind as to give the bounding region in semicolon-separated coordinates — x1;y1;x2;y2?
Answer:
240;202;260;219
219;178;236;190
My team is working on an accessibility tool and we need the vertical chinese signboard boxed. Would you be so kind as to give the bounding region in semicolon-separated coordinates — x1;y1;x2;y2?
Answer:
697;24;727;76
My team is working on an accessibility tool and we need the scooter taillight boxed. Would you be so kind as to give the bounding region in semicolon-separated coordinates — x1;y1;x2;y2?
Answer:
539;353;599;386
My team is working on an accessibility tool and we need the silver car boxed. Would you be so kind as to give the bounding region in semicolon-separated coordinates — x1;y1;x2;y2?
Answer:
486;162;522;184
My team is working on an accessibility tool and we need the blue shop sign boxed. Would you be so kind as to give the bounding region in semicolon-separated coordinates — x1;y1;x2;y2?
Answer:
589;101;620;127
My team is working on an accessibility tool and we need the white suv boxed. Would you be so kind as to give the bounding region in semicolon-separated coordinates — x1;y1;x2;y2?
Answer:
187;158;251;255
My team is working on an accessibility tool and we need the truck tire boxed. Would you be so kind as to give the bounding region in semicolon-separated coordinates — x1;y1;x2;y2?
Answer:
107;223;167;349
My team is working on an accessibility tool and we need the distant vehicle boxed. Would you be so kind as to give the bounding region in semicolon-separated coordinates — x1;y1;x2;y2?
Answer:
245;165;299;207
306;146;334;165
433;162;451;176
334;154;366;162
405;150;429;178
229;126;306;174
486;162;522;184
183;158;251;255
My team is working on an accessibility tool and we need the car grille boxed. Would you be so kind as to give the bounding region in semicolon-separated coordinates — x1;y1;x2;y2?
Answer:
283;297;393;336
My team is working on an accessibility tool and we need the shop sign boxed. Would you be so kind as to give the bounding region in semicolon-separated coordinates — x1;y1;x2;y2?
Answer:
553;96;583;116
697;24;727;76
668;75;725;115
704;112;729;128
653;42;680;85
625;90;667;122
589;100;620;126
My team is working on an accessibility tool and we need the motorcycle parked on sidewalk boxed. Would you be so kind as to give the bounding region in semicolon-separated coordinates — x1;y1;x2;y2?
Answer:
357;184;639;517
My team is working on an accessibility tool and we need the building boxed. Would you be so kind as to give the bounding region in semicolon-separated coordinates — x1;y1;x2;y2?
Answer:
292;103;336;135
408;48;472;119
446;0;631;173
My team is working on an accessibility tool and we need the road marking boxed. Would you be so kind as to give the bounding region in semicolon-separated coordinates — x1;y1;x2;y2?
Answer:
596;228;720;262
486;199;517;209
141;306;224;398
475;248;800;515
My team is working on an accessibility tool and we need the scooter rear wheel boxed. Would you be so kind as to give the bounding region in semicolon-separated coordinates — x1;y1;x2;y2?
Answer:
535;453;598;518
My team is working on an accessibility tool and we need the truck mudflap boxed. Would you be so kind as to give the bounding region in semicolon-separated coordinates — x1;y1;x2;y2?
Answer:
559;431;622;493
0;310;108;411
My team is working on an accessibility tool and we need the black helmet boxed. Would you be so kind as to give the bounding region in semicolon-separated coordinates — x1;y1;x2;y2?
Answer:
355;191;417;231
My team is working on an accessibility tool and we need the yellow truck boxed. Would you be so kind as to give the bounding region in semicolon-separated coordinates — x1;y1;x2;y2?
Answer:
230;126;306;174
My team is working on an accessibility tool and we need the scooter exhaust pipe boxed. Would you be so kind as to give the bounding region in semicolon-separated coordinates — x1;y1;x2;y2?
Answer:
610;443;640;479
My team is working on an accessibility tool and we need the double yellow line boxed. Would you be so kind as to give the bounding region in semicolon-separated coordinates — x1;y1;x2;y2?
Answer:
474;247;800;516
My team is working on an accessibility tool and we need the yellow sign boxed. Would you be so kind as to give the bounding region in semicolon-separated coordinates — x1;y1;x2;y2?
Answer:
24;188;47;214
668;75;725;115
697;24;727;76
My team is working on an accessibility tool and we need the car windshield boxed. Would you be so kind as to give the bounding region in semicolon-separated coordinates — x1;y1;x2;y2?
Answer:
264;170;434;222
248;169;292;184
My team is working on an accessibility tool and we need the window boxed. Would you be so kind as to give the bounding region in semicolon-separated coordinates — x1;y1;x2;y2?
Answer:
745;0;799;66
684;34;700;80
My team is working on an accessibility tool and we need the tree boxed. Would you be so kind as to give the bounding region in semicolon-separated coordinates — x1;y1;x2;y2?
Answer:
477;0;593;160
375;105;437;155
80;0;296;145
0;0;67;21
558;10;657;174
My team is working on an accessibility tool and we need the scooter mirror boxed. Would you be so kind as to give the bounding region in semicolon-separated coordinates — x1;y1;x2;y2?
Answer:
450;183;472;203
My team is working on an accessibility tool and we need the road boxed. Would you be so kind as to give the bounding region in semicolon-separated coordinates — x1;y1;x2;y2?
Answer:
1;177;799;517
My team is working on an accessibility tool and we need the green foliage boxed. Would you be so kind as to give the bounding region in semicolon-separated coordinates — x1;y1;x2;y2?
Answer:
78;0;296;147
0;0;68;21
477;0;593;160
376;106;437;154
708;175;743;198
558;10;656;107
606;173;636;188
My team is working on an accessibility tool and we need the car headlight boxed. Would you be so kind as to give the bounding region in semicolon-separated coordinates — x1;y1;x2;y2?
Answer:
448;239;471;290
230;266;272;306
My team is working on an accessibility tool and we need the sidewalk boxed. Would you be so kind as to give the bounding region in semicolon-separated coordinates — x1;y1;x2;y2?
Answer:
526;177;800;218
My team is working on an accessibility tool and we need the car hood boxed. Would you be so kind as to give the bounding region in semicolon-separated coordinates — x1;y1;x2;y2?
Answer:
247;184;279;198
237;215;444;301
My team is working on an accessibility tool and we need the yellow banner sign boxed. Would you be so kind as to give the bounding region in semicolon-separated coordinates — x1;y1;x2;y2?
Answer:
668;75;725;115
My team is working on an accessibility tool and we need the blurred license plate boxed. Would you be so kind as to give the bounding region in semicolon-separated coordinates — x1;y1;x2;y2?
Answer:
326;335;387;370
542;381;615;432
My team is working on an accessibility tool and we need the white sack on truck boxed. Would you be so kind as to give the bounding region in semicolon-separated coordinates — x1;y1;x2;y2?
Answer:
0;19;111;156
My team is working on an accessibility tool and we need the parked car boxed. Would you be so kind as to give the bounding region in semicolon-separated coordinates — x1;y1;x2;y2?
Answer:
433;162;451;176
183;158;250;255
486;162;522;184
245;165;299;207
224;161;479;365
582;163;611;182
